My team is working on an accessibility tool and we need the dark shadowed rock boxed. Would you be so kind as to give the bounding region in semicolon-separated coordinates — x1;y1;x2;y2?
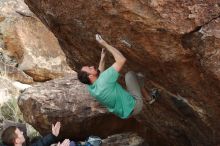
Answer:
22;0;220;145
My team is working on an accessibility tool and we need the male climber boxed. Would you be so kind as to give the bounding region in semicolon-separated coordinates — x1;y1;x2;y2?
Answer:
77;34;156;119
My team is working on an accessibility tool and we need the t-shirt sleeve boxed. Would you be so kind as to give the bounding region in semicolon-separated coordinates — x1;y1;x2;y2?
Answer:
100;66;120;83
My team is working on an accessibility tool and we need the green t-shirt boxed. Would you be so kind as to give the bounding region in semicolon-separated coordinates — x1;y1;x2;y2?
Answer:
87;66;136;119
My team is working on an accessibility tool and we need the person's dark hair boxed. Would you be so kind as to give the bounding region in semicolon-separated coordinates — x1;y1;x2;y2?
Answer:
1;126;17;146
77;70;91;85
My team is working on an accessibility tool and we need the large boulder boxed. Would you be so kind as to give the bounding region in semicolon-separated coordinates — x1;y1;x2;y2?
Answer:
14;16;74;81
18;75;142;142
22;0;220;145
0;0;73;82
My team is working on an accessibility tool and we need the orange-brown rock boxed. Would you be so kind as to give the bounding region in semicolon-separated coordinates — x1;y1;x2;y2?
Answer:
0;0;74;82
14;17;74;81
23;0;220;145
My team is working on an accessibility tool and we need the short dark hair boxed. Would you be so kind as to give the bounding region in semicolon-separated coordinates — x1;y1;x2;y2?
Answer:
77;70;91;84
1;126;17;146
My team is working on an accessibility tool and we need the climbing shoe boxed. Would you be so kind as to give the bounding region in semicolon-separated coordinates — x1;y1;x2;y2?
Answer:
149;88;160;104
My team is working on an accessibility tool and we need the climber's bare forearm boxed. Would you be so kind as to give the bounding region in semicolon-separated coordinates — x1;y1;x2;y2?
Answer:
98;58;105;72
102;42;126;72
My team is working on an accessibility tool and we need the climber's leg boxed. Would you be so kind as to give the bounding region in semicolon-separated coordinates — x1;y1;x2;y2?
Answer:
125;71;143;115
125;71;158;116
136;73;156;104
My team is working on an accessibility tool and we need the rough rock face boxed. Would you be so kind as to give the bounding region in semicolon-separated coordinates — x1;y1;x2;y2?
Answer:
18;76;141;141
22;0;220;145
0;61;33;83
0;0;73;82
14;16;74;81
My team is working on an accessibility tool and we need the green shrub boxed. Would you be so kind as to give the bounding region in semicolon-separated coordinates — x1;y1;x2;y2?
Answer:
0;97;23;122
